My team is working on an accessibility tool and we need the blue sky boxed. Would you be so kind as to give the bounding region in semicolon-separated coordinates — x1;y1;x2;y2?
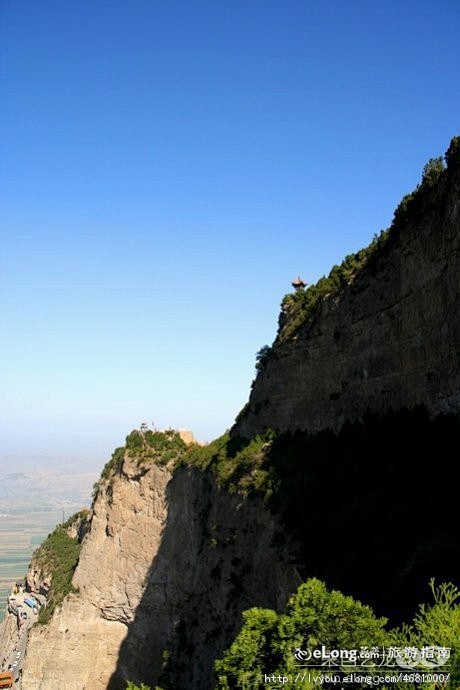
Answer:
1;0;459;469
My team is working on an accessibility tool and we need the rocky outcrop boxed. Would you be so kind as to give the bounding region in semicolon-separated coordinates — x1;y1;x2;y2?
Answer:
21;458;171;689
234;151;460;438
24;511;90;599
22;453;299;690
19;140;460;690
25;560;51;597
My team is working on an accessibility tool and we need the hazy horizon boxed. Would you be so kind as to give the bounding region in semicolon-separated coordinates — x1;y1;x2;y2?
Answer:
2;0;459;468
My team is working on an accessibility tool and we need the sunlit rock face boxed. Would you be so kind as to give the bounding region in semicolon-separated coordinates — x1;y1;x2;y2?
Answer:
21;146;460;690
22;455;299;690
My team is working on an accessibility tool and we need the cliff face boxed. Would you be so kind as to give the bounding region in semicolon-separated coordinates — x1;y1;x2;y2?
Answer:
19;140;460;690
234;157;460;438
22;453;299;690
0;611;20;673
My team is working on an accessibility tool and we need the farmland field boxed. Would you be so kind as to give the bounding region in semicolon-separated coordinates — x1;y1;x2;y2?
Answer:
0;466;96;621
0;511;63;621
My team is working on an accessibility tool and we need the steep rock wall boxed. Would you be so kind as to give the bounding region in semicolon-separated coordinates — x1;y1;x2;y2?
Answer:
22;455;299;690
0;612;19;673
21;457;170;690
235;161;460;438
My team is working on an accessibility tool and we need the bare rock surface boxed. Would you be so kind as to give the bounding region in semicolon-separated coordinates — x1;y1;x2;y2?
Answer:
21;455;299;689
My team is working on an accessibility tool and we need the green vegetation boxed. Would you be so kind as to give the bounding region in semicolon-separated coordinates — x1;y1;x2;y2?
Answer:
421;156;445;186
125;682;156;690
182;407;460;623
179;430;275;493
278;227;390;342
86;137;460;687
139;429;187;466
94;429;189;498
275;139;458;344
33;522;81;624
99;446;126;483
215;578;459;689
62;509;90;530
215;578;387;689
391;579;460;688
255;345;273;371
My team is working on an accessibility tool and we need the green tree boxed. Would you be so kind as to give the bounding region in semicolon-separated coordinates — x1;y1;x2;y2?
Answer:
215;579;388;689
215;608;278;689
421;157;445;186
35;524;81;625
391;579;460;688
216;578;460;690
255;345;272;371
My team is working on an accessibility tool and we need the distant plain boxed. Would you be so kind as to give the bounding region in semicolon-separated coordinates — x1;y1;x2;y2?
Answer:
0;467;95;620
0;510;63;620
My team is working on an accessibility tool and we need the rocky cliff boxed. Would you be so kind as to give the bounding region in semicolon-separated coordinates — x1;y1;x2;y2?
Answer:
21;450;299;690
234;141;460;438
15;138;460;690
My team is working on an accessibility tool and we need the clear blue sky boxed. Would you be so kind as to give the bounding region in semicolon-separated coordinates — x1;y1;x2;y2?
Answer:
1;0;459;470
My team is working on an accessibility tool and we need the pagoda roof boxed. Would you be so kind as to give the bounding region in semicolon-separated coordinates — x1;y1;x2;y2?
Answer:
292;276;308;287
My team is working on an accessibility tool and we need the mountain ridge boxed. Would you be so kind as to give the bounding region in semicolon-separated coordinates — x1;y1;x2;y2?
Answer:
233;138;460;438
3;136;458;690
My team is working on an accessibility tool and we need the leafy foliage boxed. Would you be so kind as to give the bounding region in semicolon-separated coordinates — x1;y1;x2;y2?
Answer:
94;429;189;498
126;429;144;450
141;429;187;466
62;509;90;531
180;430;275;492
33;524;81;624
99;446;125;482
390;579;460;688
278;229;390;341
215;579;460;690
255;345;273;371
421;157;445;186
215;578;388;689
215;608;279;689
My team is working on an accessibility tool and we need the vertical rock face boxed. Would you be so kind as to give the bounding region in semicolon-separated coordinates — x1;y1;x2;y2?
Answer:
22;455;299;690
234;160;460;438
20;141;460;690
21;457;171;690
0;613;19;672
